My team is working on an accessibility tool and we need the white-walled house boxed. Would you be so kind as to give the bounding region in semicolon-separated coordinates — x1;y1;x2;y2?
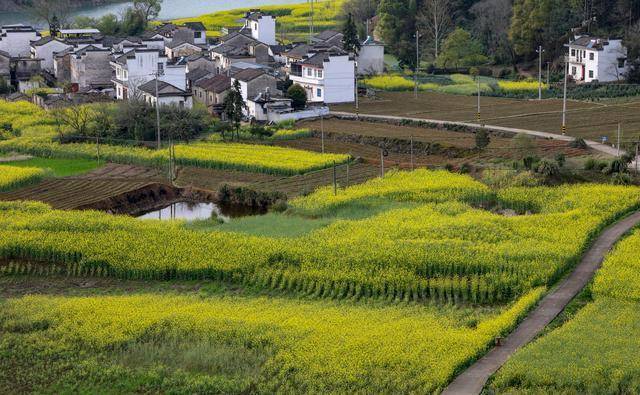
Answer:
243;11;276;46
567;36;628;83
138;79;193;109
0;25;41;58
111;49;186;100
231;68;279;103
289;51;355;103
30;37;73;73
70;45;112;90
357;36;384;75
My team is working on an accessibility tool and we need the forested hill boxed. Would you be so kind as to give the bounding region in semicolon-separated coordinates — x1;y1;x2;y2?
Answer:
0;0;123;12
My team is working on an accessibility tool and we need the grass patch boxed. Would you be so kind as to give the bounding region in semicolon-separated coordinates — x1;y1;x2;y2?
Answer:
1;157;103;177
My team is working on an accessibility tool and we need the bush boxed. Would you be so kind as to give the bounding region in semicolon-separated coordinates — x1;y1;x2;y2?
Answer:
248;124;273;139
523;155;540;170
570;138;588;149
585;158;608;171
536;159;560;177
475;129;490;150
611;172;632;185
555;153;566;168
287;84;307;110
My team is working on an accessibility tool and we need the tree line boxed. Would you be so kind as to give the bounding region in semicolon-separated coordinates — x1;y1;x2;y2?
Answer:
344;0;640;79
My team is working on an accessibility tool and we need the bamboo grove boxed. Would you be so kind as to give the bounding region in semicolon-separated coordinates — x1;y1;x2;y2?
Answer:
2;170;639;305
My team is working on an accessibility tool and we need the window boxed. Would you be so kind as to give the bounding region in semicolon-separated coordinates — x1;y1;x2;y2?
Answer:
588;70;594;78
194;31;202;38
316;88;322;98
619;59;625;68
317;70;323;78
157;62;164;72
571;49;575;56
306;68;312;77
589;52;594;60
571;66;577;75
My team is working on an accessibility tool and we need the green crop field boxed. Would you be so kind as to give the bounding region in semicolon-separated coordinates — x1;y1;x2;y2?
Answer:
1;157;103;177
490;228;640;394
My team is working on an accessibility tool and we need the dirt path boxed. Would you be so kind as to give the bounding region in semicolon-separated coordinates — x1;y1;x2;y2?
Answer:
442;211;640;395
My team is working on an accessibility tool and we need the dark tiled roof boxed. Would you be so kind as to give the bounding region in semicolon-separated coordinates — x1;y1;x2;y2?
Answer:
570;36;608;50
284;43;311;58
138;79;190;97
30;36;56;47
167;39;202;49
183;22;206;31
186;68;213;81
245;11;271;22
195;74;232;92
232;68;267;82
314;30;342;41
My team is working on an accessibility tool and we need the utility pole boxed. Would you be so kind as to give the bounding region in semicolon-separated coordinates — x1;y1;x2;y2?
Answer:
320;113;325;153
546;62;550;86
476;77;481;123
380;149;385;177
153;64;164;150
536;45;544;100
617;123;621;157
414;29;419;99
562;56;568;135
308;0;315;43
355;74;359;113
410;135;414;170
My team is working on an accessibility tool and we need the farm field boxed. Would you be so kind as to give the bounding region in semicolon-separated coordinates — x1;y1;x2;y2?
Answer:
2;168;640;392
332;91;640;142
0;157;103;177
490;228;640;393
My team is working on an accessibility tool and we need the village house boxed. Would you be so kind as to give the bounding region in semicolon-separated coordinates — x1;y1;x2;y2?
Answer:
154;22;207;46
70;45;112;91
165;40;204;61
289;51;355;103
567;36;629;83
12;56;43;92
185;53;216;74
138;79;193;109
111;49;187;100
30;37;72;73
242;11;277;46
211;32;271;72
357;36;385;75
246;90;293;122
193;74;231;115
53;48;74;82
231;68;279;103
186;67;213;90
0;24;41;58
0;50;10;81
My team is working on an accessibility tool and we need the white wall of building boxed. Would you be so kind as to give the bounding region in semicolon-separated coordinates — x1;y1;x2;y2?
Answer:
143;92;193;108
31;40;72;72
291;55;355;104
568;39;628;83
357;44;384;75
249;16;276;46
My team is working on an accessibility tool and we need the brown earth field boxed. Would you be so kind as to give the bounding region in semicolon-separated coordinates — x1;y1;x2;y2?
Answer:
331;91;640;143
294;119;590;162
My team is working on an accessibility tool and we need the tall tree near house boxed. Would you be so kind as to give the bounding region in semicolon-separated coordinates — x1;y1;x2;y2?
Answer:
287;84;308;110
417;0;452;59
470;0;516;66
437;28;488;68
21;0;71;30
133;0;162;24
341;0;380;38
376;0;417;69
343;13;362;54
624;21;640;82
223;80;247;141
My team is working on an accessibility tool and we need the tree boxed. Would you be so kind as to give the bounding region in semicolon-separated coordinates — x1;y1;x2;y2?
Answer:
342;0;380;38
376;0;417;69
96;14;121;36
133;0;162;24
437;28;488;68
475;129;490;150
56;105;96;137
624;21;640;82
287;84;308;110
21;0;71;31
342;13;362;54
223;80;247;140
417;0;453;59
470;0;516;65
121;8;147;36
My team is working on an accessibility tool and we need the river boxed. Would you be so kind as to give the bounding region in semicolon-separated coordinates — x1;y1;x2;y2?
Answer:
0;0;304;28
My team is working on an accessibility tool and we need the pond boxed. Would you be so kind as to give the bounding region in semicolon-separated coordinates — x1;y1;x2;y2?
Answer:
136;201;266;221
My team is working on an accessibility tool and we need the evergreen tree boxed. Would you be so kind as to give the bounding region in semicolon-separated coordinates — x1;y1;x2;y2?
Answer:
437;28;489;68
376;0;417;69
223;80;247;140
342;13;362;54
287;84;308;110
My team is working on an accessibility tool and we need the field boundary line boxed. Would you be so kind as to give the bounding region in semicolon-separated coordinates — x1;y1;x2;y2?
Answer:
329;111;623;159
441;210;640;395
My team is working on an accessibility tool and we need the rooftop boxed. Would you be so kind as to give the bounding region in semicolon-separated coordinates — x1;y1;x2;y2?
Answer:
138;79;191;97
194;74;232;92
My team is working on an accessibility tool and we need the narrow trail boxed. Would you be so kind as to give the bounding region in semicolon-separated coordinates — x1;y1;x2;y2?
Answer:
442;211;640;395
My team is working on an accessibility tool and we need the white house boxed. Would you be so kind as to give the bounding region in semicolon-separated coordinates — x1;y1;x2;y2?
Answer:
289;51;355;104
243;11;276;46
567;36;628;83
70;45;112;90
138;79;193;109
247;91;293;121
111;49;185;100
0;25;41;58
30;37;73;73
357;36;384;75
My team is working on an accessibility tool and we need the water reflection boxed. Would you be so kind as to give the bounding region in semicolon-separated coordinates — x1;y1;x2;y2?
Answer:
136;201;267;221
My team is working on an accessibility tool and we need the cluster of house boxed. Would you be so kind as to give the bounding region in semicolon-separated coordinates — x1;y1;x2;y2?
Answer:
565;36;629;83
0;11;385;122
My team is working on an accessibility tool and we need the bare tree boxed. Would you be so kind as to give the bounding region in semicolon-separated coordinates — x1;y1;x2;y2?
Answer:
470;0;516;66
21;0;72;29
54;105;95;137
417;0;453;59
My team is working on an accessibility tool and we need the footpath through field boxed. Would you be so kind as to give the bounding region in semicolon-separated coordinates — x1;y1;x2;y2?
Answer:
441;210;640;395
330;111;623;159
